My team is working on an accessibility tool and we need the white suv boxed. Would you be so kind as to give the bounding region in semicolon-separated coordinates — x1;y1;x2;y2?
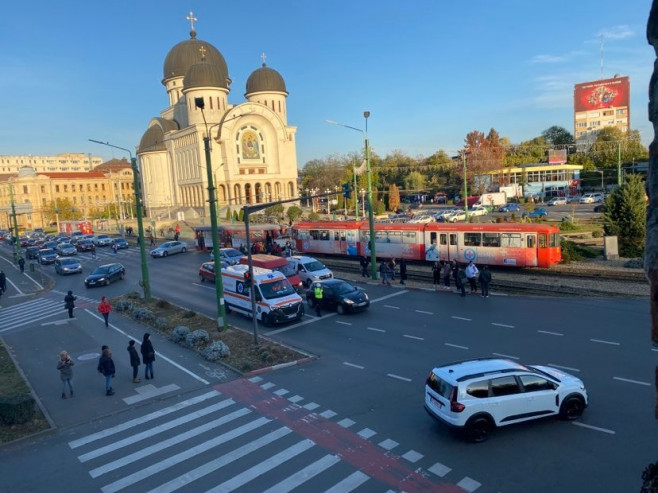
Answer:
424;358;588;442
579;193;604;204
287;255;333;287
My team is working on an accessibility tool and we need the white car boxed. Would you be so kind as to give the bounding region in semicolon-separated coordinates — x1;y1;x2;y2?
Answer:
579;193;604;204
287;255;333;287
409;214;435;224
210;247;245;265
546;197;567;206
424;358;588;442
469;205;488;217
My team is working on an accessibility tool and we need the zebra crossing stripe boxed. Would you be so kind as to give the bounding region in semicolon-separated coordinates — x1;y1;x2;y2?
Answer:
101;417;275;493
0;300;62;332
262;454;341;493
324;471;370;493
68;390;220;449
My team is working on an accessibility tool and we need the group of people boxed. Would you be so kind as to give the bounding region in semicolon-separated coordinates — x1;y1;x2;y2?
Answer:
58;334;157;398
378;257;407;286
432;260;492;297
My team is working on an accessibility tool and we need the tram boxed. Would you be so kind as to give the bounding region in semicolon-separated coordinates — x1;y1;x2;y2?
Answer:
194;224;286;251
291;220;561;268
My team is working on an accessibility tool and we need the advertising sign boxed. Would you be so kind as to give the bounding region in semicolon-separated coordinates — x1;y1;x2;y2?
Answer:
574;76;629;112
548;149;567;164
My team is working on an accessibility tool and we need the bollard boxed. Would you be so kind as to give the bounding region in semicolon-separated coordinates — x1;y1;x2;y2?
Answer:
29;262;35;273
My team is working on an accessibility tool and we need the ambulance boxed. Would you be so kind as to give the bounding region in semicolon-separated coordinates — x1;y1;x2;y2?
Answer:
221;264;304;326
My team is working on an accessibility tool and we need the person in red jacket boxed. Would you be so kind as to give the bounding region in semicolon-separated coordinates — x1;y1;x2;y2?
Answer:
98;296;112;327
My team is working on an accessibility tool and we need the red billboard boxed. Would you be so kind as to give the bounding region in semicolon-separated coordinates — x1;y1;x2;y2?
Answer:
548;149;567;164
574;76;629;112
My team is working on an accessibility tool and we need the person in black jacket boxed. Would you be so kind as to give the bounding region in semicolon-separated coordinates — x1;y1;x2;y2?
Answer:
64;291;77;318
127;340;141;383
398;258;407;285
140;333;155;380
452;261;466;297
97;346;116;396
359;255;369;277
479;265;492;298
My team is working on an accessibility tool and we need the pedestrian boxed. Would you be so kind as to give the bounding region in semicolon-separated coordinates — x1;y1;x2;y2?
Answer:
98;296;112;327
64;290;77;318
150;234;155;247
57;350;74;399
452;262;466;297
432;261;441;289
479;265;492;298
399;258;407;285
312;282;324;317
441;260;452;290
18;257;25;274
140;333;155;380
388;258;396;281
360;255;369;277
112;243;119;254
284;242;292;257
91;243;96;260
465;261;479;294
174;232;179;241
0;269;6;294
127;340;141;383
97;346;116;396
379;259;391;286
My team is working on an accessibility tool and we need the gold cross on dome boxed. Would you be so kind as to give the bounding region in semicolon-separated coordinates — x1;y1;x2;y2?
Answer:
199;46;207;59
187;11;197;31
261;52;267;65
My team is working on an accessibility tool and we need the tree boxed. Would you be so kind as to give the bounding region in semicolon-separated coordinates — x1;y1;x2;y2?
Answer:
403;171;426;191
264;204;284;217
542;126;574;146
602;174;646;257
590;128;649;169
388;184;400;211
286;205;302;222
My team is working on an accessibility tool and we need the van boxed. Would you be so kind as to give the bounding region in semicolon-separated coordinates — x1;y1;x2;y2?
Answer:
239;254;303;292
221;265;304;326
288;255;334;287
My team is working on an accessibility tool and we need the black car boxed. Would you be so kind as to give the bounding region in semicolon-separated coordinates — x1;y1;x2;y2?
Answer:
306;279;370;314
25;246;41;260
84;263;125;288
111;238;129;249
76;239;94;252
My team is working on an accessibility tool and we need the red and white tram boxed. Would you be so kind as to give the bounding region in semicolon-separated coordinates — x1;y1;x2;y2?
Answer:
291;220;561;268
194;224;286;251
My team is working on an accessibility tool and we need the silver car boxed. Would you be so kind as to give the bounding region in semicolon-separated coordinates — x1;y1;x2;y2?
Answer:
150;240;188;258
56;243;77;256
54;257;83;275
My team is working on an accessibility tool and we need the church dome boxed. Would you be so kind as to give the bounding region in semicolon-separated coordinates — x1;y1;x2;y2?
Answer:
163;31;228;84
184;60;228;90
245;63;287;95
138;118;179;153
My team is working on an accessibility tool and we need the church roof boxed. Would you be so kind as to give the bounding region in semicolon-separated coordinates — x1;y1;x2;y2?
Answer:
162;30;229;85
184;59;228;90
94;159;132;172
138;118;179;154
246;63;287;95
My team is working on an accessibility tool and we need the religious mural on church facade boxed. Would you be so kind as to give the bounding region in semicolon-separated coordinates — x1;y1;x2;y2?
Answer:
241;130;260;159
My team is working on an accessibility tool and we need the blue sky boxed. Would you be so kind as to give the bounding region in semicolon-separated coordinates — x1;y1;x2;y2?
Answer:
0;1;653;167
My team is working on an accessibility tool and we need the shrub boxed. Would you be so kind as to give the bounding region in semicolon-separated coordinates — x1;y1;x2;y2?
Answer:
170;326;190;344
131;307;155;322
559;219;578;232
186;329;210;348
591;230;602;238
308;212;320;221
0;393;35;425
155;317;169;330
127;291;141;300
156;299;171;309
115;300;134;312
201;340;231;361
182;310;196;319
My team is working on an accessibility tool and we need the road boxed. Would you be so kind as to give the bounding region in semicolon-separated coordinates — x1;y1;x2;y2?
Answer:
0;239;655;492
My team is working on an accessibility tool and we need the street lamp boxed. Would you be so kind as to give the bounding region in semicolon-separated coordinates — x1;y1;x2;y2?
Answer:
326;112;377;279
89;139;151;302
594;169;605;192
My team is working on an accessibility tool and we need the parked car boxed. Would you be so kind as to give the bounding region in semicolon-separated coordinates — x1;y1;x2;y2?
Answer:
546;197;567;206
38;248;58;265
447;209;467;222
522;207;548;219
498;203;521;213
469;205;489;217
54;257;83;275
566;195;581;204
579;193;604;204
198;261;228;283
150;240;188;258
305;279;369;314
434;208;460;222
56;243;77;256
93;234;113;247
424;358;588;442
84;263;125;288
210;247;244;265
76;239;95;252
25;246;41;260
111;238;129;249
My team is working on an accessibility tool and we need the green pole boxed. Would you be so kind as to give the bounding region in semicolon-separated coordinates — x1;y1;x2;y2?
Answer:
131;156;152;302
617;141;622;186
9;184;21;262
365;111;377;280
353;166;359;221
462;151;469;220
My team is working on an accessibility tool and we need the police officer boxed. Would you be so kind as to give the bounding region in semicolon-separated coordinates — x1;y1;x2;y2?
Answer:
313;282;323;317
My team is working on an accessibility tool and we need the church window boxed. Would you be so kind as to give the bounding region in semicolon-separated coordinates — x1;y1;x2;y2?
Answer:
210;98;213;109
278;101;281;112
271;101;275;111
216;97;220;110
55;185;60;193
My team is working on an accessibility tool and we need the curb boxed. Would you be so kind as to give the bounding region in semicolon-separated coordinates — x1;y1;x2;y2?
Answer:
245;356;316;377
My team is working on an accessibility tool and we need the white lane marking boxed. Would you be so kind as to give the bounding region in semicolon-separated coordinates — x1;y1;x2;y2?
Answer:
403;334;424;341
451;316;471;321
492;352;519;360
194;282;215;291
371;290;408;303
613;376;651;386
445;343;469;350
335;320;352;326
651;348;658;352
384;305;400;309
492;323;515;328
387;373;412;382
262;454;341;493
572;422;616;434
547;363;580;372
590;338;620;346
538;330;564;336
324;471;370;493
457;476;482;492
415;310;433;315
343;362;364;369
428;462;452;478
367;327;385;332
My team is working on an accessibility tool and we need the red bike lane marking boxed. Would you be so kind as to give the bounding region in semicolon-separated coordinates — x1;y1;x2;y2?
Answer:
216;379;464;493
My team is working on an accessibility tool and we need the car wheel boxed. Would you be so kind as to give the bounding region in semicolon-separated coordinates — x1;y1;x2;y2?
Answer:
105;279;111;286
559;396;585;420
336;304;345;315
465;416;492;443
261;313;272;327
120;272;125;280
181;247;187;253
163;251;168;257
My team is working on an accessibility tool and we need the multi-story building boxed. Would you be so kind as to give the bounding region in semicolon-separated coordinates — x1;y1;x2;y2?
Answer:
0;153;103;174
574;75;630;145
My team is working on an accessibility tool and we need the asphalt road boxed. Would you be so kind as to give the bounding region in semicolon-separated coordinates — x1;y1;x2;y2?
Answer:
0;240;655;493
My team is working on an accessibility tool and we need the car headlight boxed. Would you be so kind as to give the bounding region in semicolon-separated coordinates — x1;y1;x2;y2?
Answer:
344;299;354;304
363;293;369;300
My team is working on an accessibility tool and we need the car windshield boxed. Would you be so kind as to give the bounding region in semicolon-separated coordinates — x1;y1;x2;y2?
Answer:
334;282;357;295
305;261;325;272
274;263;297;277
40;249;55;255
60;259;78;265
91;266;111;275
259;279;295;299
225;249;242;258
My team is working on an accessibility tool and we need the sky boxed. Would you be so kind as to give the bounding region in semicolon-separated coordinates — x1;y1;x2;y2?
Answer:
0;1;654;168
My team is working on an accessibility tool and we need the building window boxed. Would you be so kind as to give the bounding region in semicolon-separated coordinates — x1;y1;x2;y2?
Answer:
64;185;68;192
55;185;60;193
23;186;28;194
40;186;45;193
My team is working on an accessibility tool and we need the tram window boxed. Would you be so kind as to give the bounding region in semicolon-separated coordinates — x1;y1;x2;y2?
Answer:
334;231;340;241
402;232;417;244
483;233;501;247
375;231;387;243
463;233;481;247
526;236;536;248
388;231;402;243
450;234;457;246
298;230;310;240
440;233;447;246
538;234;547;248
501;233;522;248
310;230;319;240
320;230;330;241
550;233;559;247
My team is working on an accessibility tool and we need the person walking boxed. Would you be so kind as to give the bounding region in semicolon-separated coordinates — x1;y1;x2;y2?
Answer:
127;340;141;383
97;346;116;396
479;265;492;298
140;333;155;380
388;258;396;281
149;234;156;247
91;243;97;260
313;282;323;317
98;296;112;327
452;262;466;297
112;243;119;255
64;290;77;318
0;269;6;294
379;259;391;286
57;350;75;399
360;255;369;277
432;261;441;290
441;261;452;290
399;258;407;285
465;261;479;294
18;257;25;274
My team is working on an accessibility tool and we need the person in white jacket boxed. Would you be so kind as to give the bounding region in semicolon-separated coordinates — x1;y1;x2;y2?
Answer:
465;261;479;294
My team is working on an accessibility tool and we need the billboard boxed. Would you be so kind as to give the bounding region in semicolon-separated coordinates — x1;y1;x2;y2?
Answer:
574;76;629;112
548;149;567;164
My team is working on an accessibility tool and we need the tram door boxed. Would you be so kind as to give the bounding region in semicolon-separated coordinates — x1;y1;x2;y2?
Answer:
448;233;459;261
525;234;538;267
333;230;345;254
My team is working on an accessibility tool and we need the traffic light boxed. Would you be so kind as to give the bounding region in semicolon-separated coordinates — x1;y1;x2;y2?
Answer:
243;270;252;288
342;182;351;199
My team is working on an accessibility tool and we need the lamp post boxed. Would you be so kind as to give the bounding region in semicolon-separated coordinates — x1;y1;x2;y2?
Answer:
594;169;604;192
461;150;469;221
326;112;377;279
360;188;366;217
9;184;21;263
89;139;151;302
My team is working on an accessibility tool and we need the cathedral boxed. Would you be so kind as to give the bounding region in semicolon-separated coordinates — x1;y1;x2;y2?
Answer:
137;13;299;217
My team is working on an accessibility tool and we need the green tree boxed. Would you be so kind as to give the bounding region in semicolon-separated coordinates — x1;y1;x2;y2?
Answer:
286;205;303;222
388;184;400;211
590;128;648;169
264;204;284;217
403;171;426;191
542;126;574;146
238;208;244;222
225;207;232;221
602;174;646;257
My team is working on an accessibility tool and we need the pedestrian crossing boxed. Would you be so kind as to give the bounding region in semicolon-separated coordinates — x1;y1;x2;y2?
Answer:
0;294;99;333
68;379;483;493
